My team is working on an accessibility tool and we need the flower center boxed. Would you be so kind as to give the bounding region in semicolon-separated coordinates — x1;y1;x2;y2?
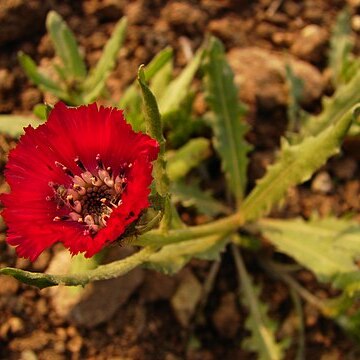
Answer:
48;154;132;235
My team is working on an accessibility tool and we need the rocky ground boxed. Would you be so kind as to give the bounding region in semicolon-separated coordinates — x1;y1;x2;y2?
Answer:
1;0;360;359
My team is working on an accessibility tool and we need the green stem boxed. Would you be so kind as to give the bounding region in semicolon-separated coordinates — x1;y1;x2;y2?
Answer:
133;212;243;247
0;247;155;288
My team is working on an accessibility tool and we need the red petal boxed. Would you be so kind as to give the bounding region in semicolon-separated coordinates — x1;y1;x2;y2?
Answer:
2;102;159;260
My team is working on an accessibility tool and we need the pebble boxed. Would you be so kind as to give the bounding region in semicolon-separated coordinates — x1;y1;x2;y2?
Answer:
291;25;328;63
311;171;333;194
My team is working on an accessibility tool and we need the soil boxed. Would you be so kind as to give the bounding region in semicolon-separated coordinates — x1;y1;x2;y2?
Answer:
1;0;360;359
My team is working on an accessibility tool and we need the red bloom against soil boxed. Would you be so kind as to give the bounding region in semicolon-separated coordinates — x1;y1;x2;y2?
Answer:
1;102;159;261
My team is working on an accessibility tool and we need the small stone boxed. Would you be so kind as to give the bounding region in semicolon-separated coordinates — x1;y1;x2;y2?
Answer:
228;47;323;110
67;336;83;353
162;2;208;33
291;25;328;63
47;248;144;327
311;171;333;194
171;270;202;327
352;15;360;32
208;17;246;45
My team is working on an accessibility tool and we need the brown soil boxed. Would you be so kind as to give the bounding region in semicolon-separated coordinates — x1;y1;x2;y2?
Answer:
1;0;360;359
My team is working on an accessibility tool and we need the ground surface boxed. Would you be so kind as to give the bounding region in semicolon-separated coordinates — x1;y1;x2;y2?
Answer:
1;0;360;359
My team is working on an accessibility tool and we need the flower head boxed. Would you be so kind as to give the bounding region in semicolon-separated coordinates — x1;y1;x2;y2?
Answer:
2;102;159;261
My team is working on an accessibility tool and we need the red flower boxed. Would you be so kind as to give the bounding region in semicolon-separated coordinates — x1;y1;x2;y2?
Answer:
1;102;159;261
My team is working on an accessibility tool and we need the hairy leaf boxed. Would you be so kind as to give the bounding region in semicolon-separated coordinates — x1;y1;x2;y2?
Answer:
259;217;360;282
0;115;45;138
240;107;356;222
232;246;285;360
46;11;87;80
18;52;69;101
83;17;127;102
299;67;360;139
145;234;229;274
166;138;211;181
171;181;230;217
159;46;204;115
204;37;251;207
138;66;168;199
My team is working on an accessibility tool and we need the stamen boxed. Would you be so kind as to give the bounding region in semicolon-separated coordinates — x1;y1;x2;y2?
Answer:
55;161;74;178
51;156;127;234
74;157;87;171
96;154;104;169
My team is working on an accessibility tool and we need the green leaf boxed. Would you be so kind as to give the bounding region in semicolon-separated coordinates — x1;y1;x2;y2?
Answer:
232;246;285;360
0;247;154;289
285;64;308;136
329;8;359;86
0;115;45;138
18;52;69;101
158;46;204;115
119;47;173;109
144;47;173;81
33;103;53;120
171;181;230;217
298;65;360;140
204;37;251;207
259;217;360;282
119;48;173;131
150;53;173;99
83;17;127;102
138;66;169;213
240;107;357;222
145;234;229;274
46;11;87;80
166;138;211;181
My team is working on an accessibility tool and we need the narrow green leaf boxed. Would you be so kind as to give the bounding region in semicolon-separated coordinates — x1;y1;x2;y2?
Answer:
119;47;173;109
299;67;360;139
0;247;154;289
285;64;308;135
329;8;359;86
18;52;69;101
150;54;173;99
119;48;173;131
166;138;211;181
46;11;87;79
0;115;45;138
204;37;251;207
240;107;356;222
138;66;168;197
232;246;285;360
158;46;204;115
144;47;173;81
259;217;359;282
145;234;229;274
171;181;230;217
83;17;127;102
